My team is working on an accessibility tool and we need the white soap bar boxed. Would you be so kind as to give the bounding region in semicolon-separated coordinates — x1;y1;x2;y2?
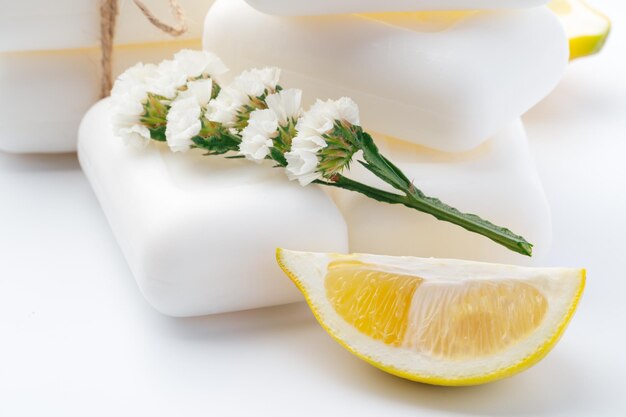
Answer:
78;99;348;317
204;0;567;152
332;119;552;264
0;40;200;154
0;0;213;52
244;0;547;16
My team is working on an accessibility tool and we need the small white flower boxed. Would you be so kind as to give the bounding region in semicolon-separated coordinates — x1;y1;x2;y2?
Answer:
285;148;323;186
166;96;202;152
239;109;279;163
253;67;281;94
246;109;280;137
116;121;152;148
295;97;360;137
206;67;282;127
150;59;188;99
285;97;359;186
239;134;274;162
149;51;228;100
178;78;213;106
234;67;281;98
110;62;157;146
335;97;360;126
206;86;247;126
110;62;158;98
173;49;228;81
295;100;337;136
291;134;327;151
265;88;302;126
284;131;328;186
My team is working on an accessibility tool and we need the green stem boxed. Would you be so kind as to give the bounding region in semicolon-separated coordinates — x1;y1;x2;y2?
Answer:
320;129;534;257
319;174;532;257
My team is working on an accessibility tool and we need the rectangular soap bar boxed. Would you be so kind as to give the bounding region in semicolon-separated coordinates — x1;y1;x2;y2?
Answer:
0;0;213;52
332;119;552;264
244;0;548;16
204;0;568;152
78;99;348;317
0;39;200;154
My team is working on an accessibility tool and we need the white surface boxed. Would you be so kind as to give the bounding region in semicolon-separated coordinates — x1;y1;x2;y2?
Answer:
0;0;213;52
333;121;552;264
78;98;347;316
0;39;201;154
244;0;547;15
1;1;625;415
204;0;568;152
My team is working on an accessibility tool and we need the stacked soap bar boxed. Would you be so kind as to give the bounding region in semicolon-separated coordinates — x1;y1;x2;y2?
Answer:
0;0;214;153
79;100;348;316
205;0;567;151
0;0;210;52
202;0;565;257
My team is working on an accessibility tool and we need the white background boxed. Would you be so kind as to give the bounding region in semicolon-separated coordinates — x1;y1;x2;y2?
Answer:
1;1;625;415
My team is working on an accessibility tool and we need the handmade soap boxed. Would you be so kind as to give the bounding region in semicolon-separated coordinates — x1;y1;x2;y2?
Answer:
0;40;200;154
78;99;348;317
204;0;568;152
332;119;552;264
0;0;213;52
244;0;548;16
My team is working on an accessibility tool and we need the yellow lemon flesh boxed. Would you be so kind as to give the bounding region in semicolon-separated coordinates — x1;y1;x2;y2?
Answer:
277;249;585;386
549;0;611;60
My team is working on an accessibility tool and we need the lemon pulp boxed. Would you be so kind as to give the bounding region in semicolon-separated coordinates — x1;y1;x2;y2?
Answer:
326;260;548;360
326;261;421;346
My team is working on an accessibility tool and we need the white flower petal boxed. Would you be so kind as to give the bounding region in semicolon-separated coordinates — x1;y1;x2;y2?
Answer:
118;124;151;148
110;63;159;145
285;148;321;186
166;96;202;152
291;134;327;152
173;49;228;81
255;67;281;91
234;67;281;98
295;99;336;135
240;109;279;163
247;109;279;136
149;59;188;99
111;62;158;98
266;88;302;126
335;97;360;125
178;78;213;106
206;86;245;126
294;97;360;138
239;134;273;163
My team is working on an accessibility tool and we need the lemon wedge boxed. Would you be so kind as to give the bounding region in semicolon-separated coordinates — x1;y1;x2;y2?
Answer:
549;0;611;60
277;248;585;386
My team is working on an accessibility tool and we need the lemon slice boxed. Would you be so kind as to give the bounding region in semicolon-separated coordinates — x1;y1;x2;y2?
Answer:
549;0;611;60
277;248;585;386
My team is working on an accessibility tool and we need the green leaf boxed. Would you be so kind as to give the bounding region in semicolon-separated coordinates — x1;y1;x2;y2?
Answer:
149;126;166;142
356;130;411;191
192;133;240;155
270;147;287;167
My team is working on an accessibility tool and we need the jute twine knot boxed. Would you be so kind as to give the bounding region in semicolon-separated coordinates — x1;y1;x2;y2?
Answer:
99;0;188;98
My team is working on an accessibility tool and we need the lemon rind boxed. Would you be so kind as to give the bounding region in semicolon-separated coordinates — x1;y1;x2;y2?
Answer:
276;248;586;386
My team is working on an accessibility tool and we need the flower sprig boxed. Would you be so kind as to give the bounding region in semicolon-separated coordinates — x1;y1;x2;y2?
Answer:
111;50;533;257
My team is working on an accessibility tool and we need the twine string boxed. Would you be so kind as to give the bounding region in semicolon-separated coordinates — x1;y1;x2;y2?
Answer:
99;0;188;98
